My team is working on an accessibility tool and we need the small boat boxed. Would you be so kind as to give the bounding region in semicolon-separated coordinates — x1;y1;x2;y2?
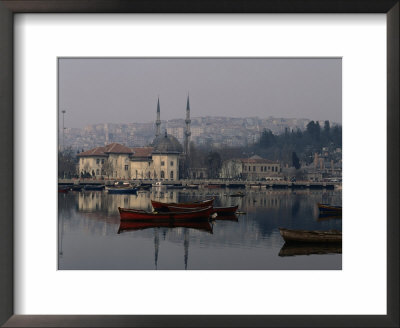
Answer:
58;186;70;193
229;191;245;197
117;220;213;234
185;184;199;189
118;206;213;221
317;203;342;214
204;184;222;189
213;205;238;215
107;187;137;194
83;185;105;191
139;183;152;190
166;184;184;190
279;228;342;244
278;243;342;257
151;198;214;211
164;205;238;216
70;185;83;191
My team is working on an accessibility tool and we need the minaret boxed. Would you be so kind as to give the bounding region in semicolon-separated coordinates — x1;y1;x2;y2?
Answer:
184;94;191;155
155;97;161;138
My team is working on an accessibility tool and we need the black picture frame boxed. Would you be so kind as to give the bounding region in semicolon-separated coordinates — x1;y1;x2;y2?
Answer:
0;1;398;327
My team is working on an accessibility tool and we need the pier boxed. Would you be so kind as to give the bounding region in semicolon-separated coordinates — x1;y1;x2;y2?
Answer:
58;178;340;190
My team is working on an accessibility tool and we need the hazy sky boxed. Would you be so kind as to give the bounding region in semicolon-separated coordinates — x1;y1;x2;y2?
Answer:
58;58;341;128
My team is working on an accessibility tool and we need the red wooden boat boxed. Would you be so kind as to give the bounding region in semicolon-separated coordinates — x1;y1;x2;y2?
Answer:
58;186;70;193
118;220;213;233
118;206;213;221
165;204;238;216
151;198;214;211
213;205;238;215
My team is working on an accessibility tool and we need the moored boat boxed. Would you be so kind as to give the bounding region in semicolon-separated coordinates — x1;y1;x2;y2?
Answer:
229;191;245;197
83;184;105;191
185;184;199;189
118;220;213;234
213;205;239;215
107;187;137;194
279;228;342;244
58;186;70;193
118;206;213;221
161;204;238;216
317;203;342;214
151;198;214;211
70;184;83;191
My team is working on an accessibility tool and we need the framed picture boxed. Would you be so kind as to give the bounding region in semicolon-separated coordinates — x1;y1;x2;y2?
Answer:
0;0;398;327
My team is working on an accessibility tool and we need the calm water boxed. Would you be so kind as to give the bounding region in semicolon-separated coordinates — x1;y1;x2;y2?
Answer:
58;188;342;270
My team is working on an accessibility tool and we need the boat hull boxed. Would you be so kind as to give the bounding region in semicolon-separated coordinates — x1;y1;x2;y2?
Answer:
107;187;137;194
279;228;342;243
317;203;342;213
118;206;213;221
151;198;214;211
83;185;105;191
213;205;238;215
163;205;238;216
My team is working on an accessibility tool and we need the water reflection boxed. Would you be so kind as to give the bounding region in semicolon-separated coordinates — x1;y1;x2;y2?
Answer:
279;243;342;257
118;220;213;234
58;188;342;269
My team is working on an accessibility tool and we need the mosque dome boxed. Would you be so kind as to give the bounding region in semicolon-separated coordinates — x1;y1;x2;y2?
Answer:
152;131;183;153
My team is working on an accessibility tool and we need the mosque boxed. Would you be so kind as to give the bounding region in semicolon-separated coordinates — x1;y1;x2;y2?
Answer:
77;96;191;181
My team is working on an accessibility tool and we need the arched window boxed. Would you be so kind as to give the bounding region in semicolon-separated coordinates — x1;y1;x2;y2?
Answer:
161;171;165;179
170;171;174;179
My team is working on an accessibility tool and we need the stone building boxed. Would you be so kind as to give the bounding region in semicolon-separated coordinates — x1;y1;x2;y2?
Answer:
77;97;190;181
221;155;281;180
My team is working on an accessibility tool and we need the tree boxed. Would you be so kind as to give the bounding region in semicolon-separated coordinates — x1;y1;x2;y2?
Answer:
206;151;222;178
259;129;276;148
58;147;77;178
292;152;301;169
102;160;114;179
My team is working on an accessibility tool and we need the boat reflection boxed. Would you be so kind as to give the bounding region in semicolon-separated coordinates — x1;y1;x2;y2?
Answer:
117;220;214;234
278;242;342;257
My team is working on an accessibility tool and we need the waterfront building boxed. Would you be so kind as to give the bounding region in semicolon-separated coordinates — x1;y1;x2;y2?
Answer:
221;155;281;180
77;97;187;180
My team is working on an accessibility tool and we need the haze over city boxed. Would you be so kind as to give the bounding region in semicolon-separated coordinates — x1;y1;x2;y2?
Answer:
59;58;342;128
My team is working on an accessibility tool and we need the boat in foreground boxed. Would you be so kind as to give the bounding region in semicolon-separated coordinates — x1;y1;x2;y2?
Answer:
151;198;214;211
317;203;342;214
279;228;342;244
165;204;238;216
118;206;213;221
213;205;238;215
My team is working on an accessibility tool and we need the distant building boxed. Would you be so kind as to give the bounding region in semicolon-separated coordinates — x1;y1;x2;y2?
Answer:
221;155;282;180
